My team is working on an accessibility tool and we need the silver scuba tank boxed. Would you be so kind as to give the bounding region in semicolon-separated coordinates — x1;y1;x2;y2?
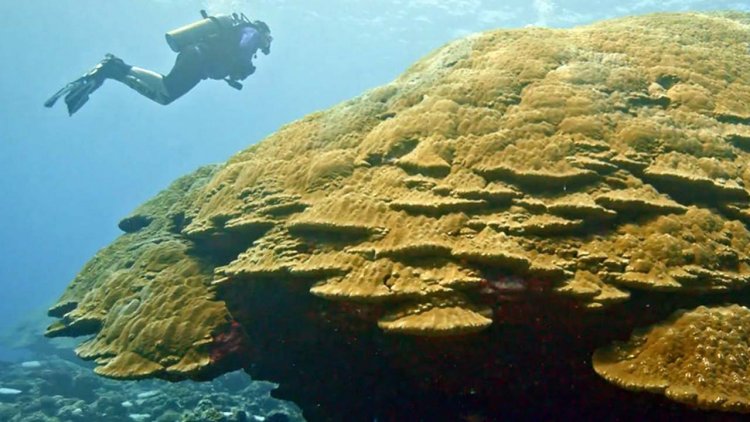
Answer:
165;10;247;53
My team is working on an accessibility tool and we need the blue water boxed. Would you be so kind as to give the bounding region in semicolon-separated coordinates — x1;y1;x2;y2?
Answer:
0;0;747;355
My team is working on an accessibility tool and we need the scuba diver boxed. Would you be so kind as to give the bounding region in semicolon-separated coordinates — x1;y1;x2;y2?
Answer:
45;10;272;115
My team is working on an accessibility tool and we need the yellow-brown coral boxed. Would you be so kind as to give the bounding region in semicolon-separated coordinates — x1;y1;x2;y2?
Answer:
593;305;750;413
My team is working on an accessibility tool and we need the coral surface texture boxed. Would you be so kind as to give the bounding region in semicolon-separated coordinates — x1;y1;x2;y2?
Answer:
49;12;750;420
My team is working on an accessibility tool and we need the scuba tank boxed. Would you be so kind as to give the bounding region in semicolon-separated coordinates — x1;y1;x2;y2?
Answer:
165;10;252;53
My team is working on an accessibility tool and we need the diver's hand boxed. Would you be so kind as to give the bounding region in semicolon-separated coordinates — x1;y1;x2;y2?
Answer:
230;63;255;81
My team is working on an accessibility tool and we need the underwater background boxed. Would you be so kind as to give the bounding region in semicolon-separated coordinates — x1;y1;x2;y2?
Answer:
2;0;750;420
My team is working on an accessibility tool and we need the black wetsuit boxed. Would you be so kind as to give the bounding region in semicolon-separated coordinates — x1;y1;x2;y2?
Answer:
163;25;264;101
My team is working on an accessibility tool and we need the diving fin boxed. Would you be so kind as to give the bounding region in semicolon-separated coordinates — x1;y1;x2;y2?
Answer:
44;54;126;116
44;83;71;109
44;74;104;116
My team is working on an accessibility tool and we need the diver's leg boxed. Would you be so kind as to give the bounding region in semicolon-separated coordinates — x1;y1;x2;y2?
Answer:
116;67;173;105
114;47;205;105
106;48;205;105
161;46;206;102
87;48;206;106
90;54;173;105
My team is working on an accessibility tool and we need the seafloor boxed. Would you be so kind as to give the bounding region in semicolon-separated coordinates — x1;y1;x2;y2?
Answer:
0;355;303;422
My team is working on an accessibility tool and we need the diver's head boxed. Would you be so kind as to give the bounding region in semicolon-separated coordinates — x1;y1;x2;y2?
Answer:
253;20;272;55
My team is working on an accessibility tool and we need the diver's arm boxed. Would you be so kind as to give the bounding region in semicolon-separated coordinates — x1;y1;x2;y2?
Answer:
227;27;264;81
